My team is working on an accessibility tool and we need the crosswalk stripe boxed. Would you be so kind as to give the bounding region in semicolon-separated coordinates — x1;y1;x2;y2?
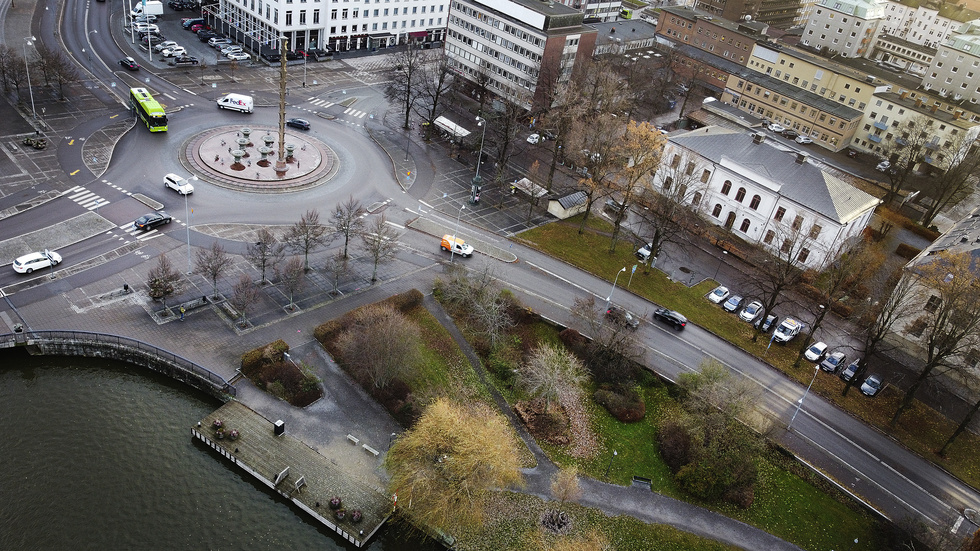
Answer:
86;199;110;210
343;107;352;114
355;111;367;118
79;198;103;208
69;190;93;200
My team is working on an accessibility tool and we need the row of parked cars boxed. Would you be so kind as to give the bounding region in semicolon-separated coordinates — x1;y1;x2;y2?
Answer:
707;284;883;396
605;305;688;331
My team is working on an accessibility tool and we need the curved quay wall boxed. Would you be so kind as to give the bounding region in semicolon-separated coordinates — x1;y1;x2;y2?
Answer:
0;330;236;400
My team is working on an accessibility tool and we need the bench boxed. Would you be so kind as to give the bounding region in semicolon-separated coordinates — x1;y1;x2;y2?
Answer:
362;444;379;457
346;434;359;445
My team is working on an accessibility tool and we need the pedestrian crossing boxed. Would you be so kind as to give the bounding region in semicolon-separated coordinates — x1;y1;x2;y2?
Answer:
307;98;335;109
304;97;368;118
342;107;368;119
66;186;110;211
116;222;167;242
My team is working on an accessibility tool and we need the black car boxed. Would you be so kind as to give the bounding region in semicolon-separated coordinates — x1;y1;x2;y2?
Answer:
134;212;173;231
604;199;627;215
605;306;640;330
307;48;331;60
653;308;687;330
285;50;303;61
119;57;140;71
286;118;311;130
198;31;220;42
781;129;799;139
172;56;200;66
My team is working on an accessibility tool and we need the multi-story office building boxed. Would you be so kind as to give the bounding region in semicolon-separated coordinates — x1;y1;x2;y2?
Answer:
921;19;980;103
552;0;622;22
800;0;887;58
445;0;597;110
694;0;804;29
656;5;770;66
206;0;449;53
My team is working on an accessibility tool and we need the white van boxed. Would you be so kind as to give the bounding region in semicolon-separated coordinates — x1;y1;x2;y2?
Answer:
216;93;253;114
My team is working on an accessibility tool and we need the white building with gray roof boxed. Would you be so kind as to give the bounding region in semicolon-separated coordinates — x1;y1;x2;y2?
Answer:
659;126;881;269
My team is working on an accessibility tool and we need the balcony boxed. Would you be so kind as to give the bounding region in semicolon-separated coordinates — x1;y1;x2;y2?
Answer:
896;137;908;145
868;133;882;143
873;120;888;130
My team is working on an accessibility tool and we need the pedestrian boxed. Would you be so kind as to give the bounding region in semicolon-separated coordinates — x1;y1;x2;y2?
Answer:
179;306;185;321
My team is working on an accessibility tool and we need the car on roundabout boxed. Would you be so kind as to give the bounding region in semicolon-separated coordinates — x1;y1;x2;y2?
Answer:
286;118;311;130
118;57;140;71
13;250;62;274
134;212;173;231
164;173;194;195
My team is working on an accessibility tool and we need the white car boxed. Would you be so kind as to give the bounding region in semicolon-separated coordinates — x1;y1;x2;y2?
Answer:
162;46;187;58
13;250;62;274
707;285;730;304
221;45;244;55
804;342;828;362
226;52;250;61
739;300;763;322
153;40;179;53
795;135;813;144
134;23;160;34
876;160;892;172
134;14;158;23
164;173;194;195
527;133;540;144
768;123;785;133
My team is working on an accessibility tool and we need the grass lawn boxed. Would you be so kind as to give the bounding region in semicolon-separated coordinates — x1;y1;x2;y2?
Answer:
517;215;980;490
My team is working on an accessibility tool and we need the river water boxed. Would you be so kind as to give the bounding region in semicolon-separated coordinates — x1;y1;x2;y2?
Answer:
0;350;435;551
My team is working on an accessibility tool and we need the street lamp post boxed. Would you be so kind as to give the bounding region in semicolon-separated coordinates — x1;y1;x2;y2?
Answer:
604;450;618;478
471;116;487;204
185;177;197;274
788;365;820;431
604;267;627;313
24;37;37;120
450;204;465;262
712;250;728;281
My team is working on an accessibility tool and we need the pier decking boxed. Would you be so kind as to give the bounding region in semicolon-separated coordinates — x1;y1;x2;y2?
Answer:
192;401;391;547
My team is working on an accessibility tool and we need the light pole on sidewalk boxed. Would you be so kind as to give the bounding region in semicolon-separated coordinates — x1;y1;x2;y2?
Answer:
604;267;627;313
712;250;728;281
471;116;487;204
788;365;819;431
24;37;37;120
604;450;617;478
450;203;465;263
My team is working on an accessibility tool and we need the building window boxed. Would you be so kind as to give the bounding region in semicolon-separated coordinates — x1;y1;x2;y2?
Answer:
809;224;822;239
792;214;803;230
712;204;722;218
749;195;761;210
662;176;673;191
701;169;710;183
671;154;680;168
774;207;785;221
764;230;775;244
721;180;732;195
739;218;750;232
735;187;746;202
924;295;941;313
798;248;810;263
692;192;702;207
906;317;927;337
780;239;791;253
685;162;695;175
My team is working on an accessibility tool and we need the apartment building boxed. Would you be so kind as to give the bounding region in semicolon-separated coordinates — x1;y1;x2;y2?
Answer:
800;0;887;58
206;0;448;53
879;0;979;49
656;5;770;66
445;0;597;110
921;19;980;103
552;0;622;22
694;0;804;29
656;127;879;270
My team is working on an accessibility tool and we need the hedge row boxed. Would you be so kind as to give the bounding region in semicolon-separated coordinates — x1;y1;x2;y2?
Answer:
241;339;289;372
313;289;423;347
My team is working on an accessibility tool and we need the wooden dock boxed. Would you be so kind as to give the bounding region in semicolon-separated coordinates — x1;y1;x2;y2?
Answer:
192;401;391;547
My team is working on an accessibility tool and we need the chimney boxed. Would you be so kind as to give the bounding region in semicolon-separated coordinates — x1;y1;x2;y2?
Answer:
752;132;766;144
796;152;809;164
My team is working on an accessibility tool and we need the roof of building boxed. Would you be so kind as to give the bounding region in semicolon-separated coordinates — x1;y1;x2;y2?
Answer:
592;18;658;49
729;67;866;120
659;5;770;36
670;127;881;223
874;91;977;129
815;0;884;19
875;32;938;56
908;208;980;276
556;191;588;208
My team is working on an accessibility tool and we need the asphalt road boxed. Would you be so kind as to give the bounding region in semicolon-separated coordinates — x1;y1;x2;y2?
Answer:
2;0;980;543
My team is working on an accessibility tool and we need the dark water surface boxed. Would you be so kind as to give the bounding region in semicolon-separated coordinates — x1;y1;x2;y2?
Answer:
0;351;434;551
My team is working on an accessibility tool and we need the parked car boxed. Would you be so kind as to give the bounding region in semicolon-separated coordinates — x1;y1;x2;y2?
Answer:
781;129;799;139
605;306;640;330
134;14;158;23
153;40;179;53
635;242;654;261
739;300;763;322
226;52;250;61
190;23;212;33
860;374;884;397
118;57;140;71
845;148;860;159
722;295;744;313
839;359;861;381
220;45;243;55
209;37;233;48
820;351;847;373
286;118;311;130
163;173;194;195
773;317;802;343
134;212;173;231
134;23;160;34
526;133;540;144
795;135;813;144
754;314;777;333
172;55;200;65
162;46;187;58
604;199;627;215
653;308;687;330
804;341;828;362
13;250;61;274
197;31;219;42
767;123;785;133
707;285;730;304
876;160;892;172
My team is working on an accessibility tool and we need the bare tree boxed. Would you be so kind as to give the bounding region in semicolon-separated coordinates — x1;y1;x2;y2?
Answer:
485;92;533;202
324;251;351;295
741;224;814;342
890;251;980;426
384;46;427;130
360;214;400;283
246;227;286;285
632;150;708;270
229;274;259;326
919;140;980;227
0;45;16;92
283;209;329;271
277;256;306;310
193;241;232;299
570;295;642;383
607;121;665;252
384;398;523;531
568;113;624;234
147;255;182;310
519;343;588;412
437;262;513;349
878;116;934;205
50;51;79;100
335;303;421;389
412;51;455;129
331;195;364;259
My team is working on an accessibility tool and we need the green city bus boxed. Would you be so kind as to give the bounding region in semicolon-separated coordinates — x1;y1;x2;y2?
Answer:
130;87;168;132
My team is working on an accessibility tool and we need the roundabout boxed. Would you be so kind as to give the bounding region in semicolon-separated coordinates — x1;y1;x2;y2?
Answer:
179;125;340;193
